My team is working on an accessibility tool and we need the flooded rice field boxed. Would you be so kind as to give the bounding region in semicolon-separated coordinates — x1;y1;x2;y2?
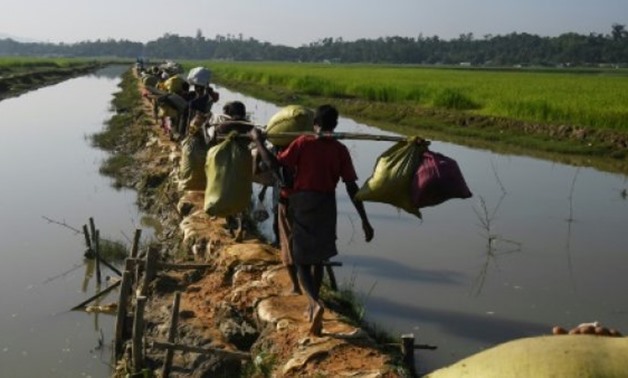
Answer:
0;67;626;376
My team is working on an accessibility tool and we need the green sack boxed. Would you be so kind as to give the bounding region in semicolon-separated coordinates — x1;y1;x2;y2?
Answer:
204;132;253;217
355;138;425;218
178;135;209;191
265;105;314;147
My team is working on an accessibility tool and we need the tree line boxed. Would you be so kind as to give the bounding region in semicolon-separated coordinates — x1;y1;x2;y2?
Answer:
1;24;627;66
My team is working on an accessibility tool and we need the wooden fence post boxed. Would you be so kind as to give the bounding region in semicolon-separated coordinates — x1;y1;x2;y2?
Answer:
162;292;181;377
95;229;102;285
133;296;147;373
401;333;417;377
82;225;93;257
131;229;142;258
142;247;159;295
114;271;133;359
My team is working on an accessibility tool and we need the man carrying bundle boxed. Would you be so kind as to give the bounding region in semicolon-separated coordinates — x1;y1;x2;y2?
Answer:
250;104;374;337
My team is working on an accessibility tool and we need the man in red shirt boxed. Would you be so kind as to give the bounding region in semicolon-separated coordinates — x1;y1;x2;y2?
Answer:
251;104;374;336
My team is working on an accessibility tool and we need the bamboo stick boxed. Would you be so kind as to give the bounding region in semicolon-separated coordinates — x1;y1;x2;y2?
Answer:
217;130;429;144
95;229;102;285
114;271;133;359
132;296;147;373
82;224;94;258
130;229;142;258
142;247;158;295
401;333;417;378
162;292;181;377
71;280;121;310
150;341;251;361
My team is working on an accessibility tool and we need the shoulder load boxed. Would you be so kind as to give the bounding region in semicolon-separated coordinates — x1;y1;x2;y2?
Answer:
265;105;314;147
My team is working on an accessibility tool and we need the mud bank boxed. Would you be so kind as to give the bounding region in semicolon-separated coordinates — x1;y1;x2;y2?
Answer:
0;62;104;101
102;69;409;377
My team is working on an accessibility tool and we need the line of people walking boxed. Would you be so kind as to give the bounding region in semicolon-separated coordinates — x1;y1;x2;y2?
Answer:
137;61;375;337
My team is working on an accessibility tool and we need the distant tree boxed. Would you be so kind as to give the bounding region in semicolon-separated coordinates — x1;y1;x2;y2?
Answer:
611;23;627;41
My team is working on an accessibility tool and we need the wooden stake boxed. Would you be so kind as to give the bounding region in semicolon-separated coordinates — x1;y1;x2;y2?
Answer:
71;280;121;310
401;333;417;377
114;271;133;359
130;229;142;258
162;292;181;377
82;225;93;257
150;341;251;361
89;217;97;244
142;247;158;295
95;230;102;285
132;296;147;373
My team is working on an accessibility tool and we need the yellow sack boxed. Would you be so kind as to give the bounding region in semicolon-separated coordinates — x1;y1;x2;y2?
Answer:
426;335;628;378
265;105;314;147
178;135;209;191
204;132;253;217
163;75;186;94
355;138;425;218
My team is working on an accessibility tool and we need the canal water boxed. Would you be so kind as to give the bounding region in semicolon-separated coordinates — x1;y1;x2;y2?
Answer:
1;67;626;376
0;66;149;377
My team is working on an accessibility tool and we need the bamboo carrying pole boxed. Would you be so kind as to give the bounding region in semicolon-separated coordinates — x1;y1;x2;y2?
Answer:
218;130;430;144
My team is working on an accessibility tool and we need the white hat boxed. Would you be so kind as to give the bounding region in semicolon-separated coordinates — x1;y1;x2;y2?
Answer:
187;67;212;87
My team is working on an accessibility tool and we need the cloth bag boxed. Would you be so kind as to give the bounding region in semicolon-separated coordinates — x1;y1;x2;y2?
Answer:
265;105;314;147
412;150;472;208
355;137;425;218
204;131;253;217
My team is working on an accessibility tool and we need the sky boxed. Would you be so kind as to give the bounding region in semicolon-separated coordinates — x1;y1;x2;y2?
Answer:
1;0;626;46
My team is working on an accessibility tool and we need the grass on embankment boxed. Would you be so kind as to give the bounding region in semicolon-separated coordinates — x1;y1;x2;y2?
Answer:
179;60;628;174
0;57;105;99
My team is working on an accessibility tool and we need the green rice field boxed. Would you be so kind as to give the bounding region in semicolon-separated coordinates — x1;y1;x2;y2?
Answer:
194;61;628;133
0;57;95;74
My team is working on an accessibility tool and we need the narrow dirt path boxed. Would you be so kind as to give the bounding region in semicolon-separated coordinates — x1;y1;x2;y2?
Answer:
111;69;409;377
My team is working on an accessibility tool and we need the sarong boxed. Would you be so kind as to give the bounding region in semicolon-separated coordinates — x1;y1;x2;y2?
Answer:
289;191;337;265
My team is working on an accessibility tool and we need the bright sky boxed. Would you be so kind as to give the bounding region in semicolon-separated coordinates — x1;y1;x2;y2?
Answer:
1;0;626;46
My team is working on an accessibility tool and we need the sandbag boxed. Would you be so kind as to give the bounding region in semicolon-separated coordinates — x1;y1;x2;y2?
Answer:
355;138;425;218
412;150;472;208
204;132;253;217
178;134;209;191
265;105;314;147
426;335;628;378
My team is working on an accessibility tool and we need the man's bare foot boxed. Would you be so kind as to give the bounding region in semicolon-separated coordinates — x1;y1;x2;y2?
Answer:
308;302;324;337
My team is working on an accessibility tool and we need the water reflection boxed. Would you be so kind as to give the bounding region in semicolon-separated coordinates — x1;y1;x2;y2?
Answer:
0;66;142;377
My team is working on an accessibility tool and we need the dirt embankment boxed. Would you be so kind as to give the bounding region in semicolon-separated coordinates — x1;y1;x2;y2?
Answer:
105;69;409;377
0;63;103;101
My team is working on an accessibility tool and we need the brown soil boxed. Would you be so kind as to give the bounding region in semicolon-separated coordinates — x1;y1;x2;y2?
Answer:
110;70;409;377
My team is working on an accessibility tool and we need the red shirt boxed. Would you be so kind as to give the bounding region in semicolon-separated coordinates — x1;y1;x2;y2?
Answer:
277;135;358;194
